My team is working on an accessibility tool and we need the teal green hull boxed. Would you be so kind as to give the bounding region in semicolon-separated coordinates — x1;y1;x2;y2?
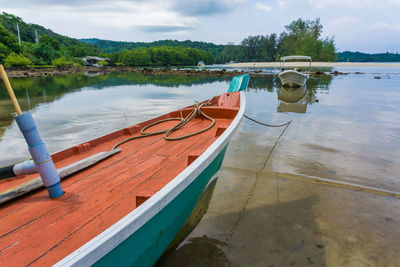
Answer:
93;145;228;267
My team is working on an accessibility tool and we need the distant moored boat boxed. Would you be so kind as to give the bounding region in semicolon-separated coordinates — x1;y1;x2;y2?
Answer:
278;55;312;88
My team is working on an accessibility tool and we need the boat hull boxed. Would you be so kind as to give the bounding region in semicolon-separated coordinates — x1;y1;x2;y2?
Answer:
94;145;227;267
279;70;308;88
55;91;246;267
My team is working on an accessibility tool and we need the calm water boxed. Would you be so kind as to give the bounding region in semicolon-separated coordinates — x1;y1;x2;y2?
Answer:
1;68;399;266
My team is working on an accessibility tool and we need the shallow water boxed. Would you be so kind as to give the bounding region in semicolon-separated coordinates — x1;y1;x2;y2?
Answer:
161;68;400;266
0;68;399;266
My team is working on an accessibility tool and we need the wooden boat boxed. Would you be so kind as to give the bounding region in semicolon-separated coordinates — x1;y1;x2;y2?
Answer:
278;55;311;88
0;76;247;266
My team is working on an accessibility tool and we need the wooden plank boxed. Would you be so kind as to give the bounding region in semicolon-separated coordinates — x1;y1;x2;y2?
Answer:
0;120;209;237
0;122;216;265
31;132;217;266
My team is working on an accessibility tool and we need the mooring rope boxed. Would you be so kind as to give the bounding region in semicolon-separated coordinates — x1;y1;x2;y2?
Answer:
227;115;292;240
112;98;215;149
244;114;292;127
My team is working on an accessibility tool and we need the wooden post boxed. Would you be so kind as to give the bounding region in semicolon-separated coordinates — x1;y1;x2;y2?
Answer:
0;64;22;115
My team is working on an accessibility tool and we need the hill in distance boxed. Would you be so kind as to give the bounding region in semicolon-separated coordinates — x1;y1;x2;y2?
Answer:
336;51;400;62
80;38;225;57
0;12;98;53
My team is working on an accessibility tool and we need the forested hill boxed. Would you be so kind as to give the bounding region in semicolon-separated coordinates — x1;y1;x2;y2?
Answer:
81;38;225;57
0;12;99;55
82;18;338;63
336;51;400;62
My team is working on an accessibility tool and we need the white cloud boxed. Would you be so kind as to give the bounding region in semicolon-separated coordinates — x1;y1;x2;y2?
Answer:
370;22;400;31
256;3;272;11
0;0;246;33
326;16;365;28
324;16;400;52
277;0;400;9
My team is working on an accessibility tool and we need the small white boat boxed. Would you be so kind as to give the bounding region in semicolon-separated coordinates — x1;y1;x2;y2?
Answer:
278;56;311;88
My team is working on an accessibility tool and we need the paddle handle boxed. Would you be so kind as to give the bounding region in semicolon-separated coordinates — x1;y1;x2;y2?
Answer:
0;65;22;115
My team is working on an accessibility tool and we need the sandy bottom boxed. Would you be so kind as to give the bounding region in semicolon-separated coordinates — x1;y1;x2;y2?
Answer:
160;123;400;267
228;62;400;68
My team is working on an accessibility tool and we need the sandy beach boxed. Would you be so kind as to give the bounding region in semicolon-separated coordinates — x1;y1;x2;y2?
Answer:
227;62;400;68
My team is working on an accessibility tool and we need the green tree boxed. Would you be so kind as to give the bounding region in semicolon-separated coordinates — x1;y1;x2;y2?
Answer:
278;18;336;61
118;48;151;66
218;42;242;63
34;43;58;65
21;41;36;61
38;35;61;50
111;46;212;66
52;57;74;68
241;36;261;61
0;25;20;52
4;52;32;67
0;43;9;63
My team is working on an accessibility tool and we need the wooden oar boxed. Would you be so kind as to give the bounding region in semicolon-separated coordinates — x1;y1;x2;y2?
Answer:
0;149;121;204
0;65;122;203
0;65;22;115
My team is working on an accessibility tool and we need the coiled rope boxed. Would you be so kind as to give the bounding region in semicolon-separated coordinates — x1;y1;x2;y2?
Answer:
112;98;215;150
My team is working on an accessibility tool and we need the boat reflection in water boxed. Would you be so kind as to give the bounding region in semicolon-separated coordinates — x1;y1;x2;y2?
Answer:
277;85;308;113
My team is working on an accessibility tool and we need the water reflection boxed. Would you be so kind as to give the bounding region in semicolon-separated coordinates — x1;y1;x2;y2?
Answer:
307;74;333;91
0;72;230;166
247;75;278;92
158;236;231;267
0;73;228;134
277;86;308;113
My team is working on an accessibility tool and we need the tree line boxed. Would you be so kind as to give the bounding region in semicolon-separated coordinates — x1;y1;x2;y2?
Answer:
0;12;338;68
336;51;400;62
109;46;213;66
217;18;336;62
81;38;225;58
83;18;337;63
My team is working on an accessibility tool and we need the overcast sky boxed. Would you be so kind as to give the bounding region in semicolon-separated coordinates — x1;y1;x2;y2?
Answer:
1;0;400;53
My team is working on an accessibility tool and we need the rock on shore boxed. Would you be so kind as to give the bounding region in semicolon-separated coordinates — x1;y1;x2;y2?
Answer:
4;66;251;79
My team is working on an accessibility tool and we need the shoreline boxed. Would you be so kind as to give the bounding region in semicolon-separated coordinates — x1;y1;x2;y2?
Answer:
3;61;395;79
227;62;400;68
3;66;249;79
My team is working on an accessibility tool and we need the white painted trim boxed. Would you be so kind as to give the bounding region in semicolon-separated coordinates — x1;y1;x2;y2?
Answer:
55;92;246;266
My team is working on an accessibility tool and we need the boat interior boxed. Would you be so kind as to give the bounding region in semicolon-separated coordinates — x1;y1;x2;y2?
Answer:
0;92;241;266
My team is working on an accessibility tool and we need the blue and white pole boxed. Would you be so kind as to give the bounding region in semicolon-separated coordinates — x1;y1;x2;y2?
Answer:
0;65;63;199
15;113;64;198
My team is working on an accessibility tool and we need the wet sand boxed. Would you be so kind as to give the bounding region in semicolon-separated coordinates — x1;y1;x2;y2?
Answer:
228;62;400;68
161;125;400;267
